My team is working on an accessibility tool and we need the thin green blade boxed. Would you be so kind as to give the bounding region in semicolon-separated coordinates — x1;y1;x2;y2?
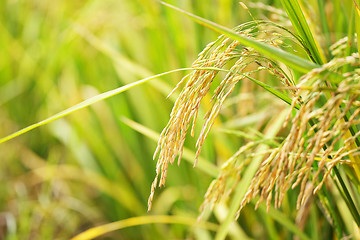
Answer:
160;1;319;73
280;0;325;64
0;68;192;144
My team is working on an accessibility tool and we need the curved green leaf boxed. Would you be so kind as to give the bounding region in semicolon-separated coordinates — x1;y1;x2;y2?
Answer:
160;1;319;73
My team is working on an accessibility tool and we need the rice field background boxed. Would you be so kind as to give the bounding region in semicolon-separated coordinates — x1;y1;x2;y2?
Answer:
1;0;360;239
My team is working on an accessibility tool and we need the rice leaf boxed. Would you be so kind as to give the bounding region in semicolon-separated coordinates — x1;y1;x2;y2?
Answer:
258;203;311;240
280;0;325;64
0;68;199;144
240;73;300;110
160;1;319;73
71;215;219;240
355;3;360;54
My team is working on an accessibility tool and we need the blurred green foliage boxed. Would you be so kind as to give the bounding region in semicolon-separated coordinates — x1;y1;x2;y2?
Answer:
0;0;251;239
0;0;359;239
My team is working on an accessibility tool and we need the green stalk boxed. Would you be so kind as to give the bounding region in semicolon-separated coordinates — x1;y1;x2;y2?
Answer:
333;167;360;227
280;0;324;64
261;213;278;240
214;110;288;240
309;205;320;240
317;0;331;59
355;0;360;54
258;204;311;240
344;6;355;73
317;185;344;239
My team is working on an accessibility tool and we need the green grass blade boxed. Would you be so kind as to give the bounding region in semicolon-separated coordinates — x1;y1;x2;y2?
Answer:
258;204;311;240
160;1;319;73
240;73;300;110
0;66;298;144
318;176;345;239
215;110;288;240
355;2;360;55
262;214;278;240
316;0;331;58
71;215;219;240
309;206;320;240
333;167;360;227
280;0;324;64
344;6;356;73
0;68;193;144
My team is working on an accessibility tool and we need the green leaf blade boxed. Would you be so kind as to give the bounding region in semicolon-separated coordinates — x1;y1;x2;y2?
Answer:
280;0;324;64
160;1;320;73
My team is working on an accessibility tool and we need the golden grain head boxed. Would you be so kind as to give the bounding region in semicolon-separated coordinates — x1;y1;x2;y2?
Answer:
147;23;358;214
241;52;360;212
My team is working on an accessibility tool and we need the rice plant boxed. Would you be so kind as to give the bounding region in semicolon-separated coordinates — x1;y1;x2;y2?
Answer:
1;0;360;239
149;1;360;239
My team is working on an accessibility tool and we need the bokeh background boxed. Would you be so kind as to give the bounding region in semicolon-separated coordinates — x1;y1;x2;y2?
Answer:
0;0;346;239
